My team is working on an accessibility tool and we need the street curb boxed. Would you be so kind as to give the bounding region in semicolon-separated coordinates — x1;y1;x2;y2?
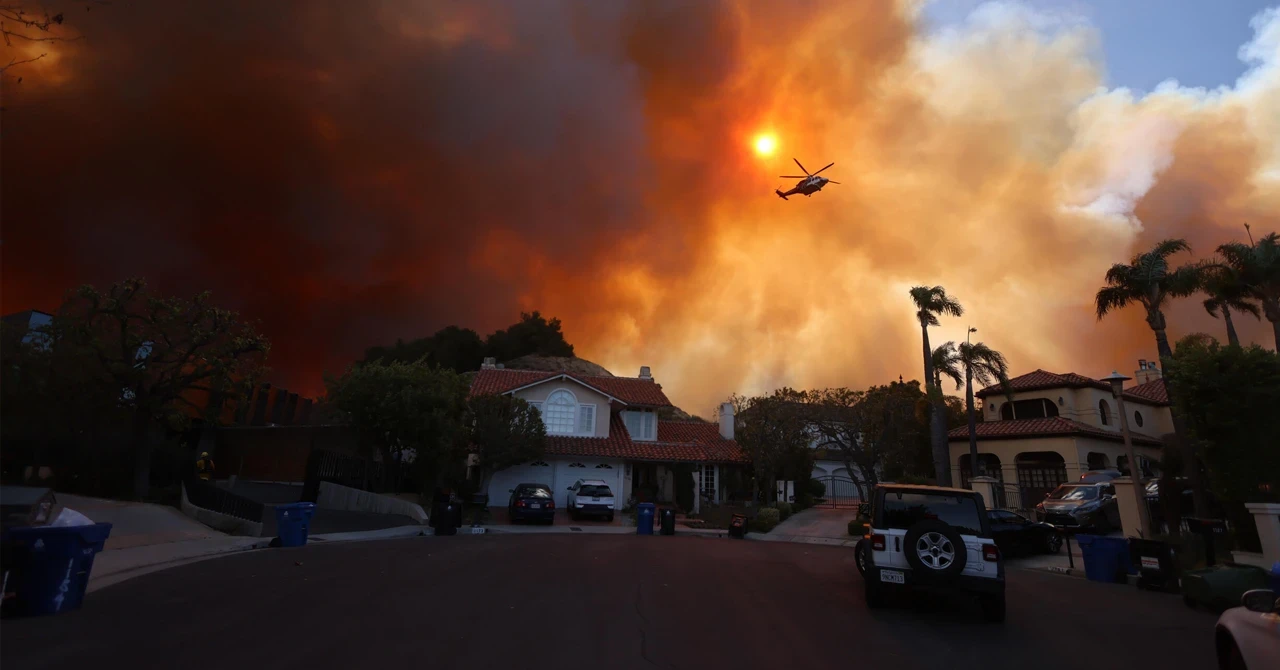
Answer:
746;532;860;548
308;525;429;543
87;537;274;593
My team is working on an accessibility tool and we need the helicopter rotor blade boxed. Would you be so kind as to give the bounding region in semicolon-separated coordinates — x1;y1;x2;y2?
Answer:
812;162;835;175
778;175;808;179
827;181;841;185
793;158;810;175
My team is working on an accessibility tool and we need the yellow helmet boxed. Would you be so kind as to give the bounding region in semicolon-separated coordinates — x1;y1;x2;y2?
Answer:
200;452;210;458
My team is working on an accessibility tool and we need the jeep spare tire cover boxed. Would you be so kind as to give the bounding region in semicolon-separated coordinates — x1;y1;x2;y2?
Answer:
903;519;967;580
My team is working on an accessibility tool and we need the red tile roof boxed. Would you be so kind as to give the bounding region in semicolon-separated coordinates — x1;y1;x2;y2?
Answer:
539;415;745;463
947;417;1163;446
976;369;1169;406
468;368;672;407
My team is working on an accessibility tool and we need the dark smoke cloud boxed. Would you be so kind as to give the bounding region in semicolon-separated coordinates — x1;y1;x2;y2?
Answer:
3;1;1277;411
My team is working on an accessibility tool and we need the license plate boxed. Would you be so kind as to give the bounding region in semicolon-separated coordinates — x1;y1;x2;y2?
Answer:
1141;557;1160;569
470;527;486;535
591;497;599;502
879;570;904;584
530;503;541;509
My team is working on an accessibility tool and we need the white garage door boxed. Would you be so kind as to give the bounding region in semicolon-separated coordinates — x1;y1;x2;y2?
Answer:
553;459;623;509
487;460;554;508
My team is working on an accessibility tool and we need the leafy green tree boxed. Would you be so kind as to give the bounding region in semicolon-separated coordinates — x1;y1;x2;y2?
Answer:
734;388;812;503
1095;238;1210;515
468;393;547;499
483;311;574;362
807;382;928;498
1201;262;1261;347
325;360;471;493
47;279;270;499
1218;229;1280;349
1164;335;1280;548
909;285;964;486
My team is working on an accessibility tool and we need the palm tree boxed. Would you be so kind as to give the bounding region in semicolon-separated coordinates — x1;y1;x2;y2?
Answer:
958;339;1013;479
1201;262;1261;346
1095;239;1205;360
1219;230;1280;350
909;285;963;486
1095;238;1208;515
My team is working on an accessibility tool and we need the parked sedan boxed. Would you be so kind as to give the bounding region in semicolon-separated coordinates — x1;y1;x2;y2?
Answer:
1033;482;1120;532
1216;589;1280;670
986;509;1063;556
508;483;555;524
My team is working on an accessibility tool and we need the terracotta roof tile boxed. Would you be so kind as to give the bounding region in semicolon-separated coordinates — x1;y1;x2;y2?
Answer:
976;369;1169;406
468;368;672;406
947;417;1162;446
539;415;746;463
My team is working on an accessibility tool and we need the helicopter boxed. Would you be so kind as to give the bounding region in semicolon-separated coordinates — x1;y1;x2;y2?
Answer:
775;158;839;200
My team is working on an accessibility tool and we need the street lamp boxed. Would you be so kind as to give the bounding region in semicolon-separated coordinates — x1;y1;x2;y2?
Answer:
1101;370;1151;538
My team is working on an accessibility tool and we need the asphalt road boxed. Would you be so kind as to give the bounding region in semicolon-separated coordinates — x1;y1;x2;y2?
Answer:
2;535;1219;670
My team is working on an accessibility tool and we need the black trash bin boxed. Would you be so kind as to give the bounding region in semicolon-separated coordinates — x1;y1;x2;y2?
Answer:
728;513;747;539
660;508;676;536
1130;538;1180;592
431;492;461;536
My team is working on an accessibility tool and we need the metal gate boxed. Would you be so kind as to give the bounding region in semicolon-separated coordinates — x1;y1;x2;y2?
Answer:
812;476;862;508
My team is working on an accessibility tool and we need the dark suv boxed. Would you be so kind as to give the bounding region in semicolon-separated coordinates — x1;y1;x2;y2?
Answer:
1034;482;1120;531
860;484;1006;622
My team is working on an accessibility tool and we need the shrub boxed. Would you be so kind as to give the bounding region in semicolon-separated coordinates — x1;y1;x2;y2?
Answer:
808;479;826;499
775;502;794;520
754;507;781;532
849;519;868;536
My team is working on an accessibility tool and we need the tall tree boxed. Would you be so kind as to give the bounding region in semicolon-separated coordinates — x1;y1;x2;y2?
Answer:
734;388;812;503
53;279;270;499
1095;238;1208;515
484;311;575;362
1201;262;1261;347
909;285;963;486
807;382;930;499
325;360;471;493
957;339;1013;479
468;393;547;498
1218;230;1280;350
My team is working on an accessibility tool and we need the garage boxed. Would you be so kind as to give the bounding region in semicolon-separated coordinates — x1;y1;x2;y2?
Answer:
552;459;623;509
486;460;554;508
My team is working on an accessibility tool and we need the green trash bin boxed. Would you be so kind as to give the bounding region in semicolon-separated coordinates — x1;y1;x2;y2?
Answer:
1182;564;1270;612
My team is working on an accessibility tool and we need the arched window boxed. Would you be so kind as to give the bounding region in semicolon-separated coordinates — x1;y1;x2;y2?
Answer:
1134;411;1144;428
543;390;577;434
1098;399;1111;426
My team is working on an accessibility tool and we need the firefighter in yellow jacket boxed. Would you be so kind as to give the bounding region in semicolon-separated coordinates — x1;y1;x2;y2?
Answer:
196;451;215;481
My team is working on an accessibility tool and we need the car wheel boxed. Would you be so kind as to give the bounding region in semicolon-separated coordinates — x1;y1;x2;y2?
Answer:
864;581;886;609
980;593;1006;623
1045;533;1063;555
854;540;868;575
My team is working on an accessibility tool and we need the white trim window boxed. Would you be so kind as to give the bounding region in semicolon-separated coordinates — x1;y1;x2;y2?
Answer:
701;464;717;501
543;390;578;435
578;405;596;436
623;410;656;441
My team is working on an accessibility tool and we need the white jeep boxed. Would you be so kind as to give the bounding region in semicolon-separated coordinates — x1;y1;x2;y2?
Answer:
859;484;1006;622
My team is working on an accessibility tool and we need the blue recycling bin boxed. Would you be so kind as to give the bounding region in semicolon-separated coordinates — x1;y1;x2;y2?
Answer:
636;503;655;536
274;502;317;547
1;522;113;616
1076;534;1132;584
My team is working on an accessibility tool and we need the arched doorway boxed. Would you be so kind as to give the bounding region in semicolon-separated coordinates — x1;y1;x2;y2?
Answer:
957;453;1003;489
1086;452;1111;471
1016;451;1068;506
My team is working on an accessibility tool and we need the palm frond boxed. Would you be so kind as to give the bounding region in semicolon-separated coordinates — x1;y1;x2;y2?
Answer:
1166;261;1209;298
1095;285;1135;320
1150;238;1192;259
932;342;963;390
1203;297;1221;319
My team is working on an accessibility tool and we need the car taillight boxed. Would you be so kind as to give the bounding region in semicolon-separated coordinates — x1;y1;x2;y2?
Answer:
515;500;526;508
870;534;886;551
546;501;555;509
983;544;999;562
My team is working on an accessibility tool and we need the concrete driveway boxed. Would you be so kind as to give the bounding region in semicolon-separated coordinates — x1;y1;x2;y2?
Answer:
767;507;859;542
2;534;1218;670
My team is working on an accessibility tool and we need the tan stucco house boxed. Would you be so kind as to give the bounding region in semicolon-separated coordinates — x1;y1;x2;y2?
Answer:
948;359;1171;509
468;361;747;510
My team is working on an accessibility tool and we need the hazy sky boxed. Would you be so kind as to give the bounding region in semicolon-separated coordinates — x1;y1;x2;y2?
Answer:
924;0;1275;91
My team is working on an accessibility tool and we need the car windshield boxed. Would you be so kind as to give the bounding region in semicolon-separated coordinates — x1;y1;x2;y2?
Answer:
880;492;983;535
518;487;551;498
579;485;612;497
1048;485;1098;501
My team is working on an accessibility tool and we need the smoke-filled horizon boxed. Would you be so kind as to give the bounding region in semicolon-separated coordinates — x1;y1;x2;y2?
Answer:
3;1;1278;414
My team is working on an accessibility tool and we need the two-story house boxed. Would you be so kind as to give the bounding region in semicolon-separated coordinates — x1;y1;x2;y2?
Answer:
947;359;1170;506
468;360;748;510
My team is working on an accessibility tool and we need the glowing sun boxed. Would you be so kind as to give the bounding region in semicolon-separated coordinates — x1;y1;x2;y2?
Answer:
753;133;777;157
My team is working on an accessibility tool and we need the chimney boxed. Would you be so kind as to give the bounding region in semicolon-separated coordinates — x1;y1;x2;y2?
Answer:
1134;359;1161;385
639;365;652;381
719;402;735;440
481;357;496;370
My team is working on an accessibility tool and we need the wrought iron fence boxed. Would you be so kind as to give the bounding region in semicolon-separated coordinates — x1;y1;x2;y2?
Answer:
812;476;862;508
991;484;1029;514
185;476;264;522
